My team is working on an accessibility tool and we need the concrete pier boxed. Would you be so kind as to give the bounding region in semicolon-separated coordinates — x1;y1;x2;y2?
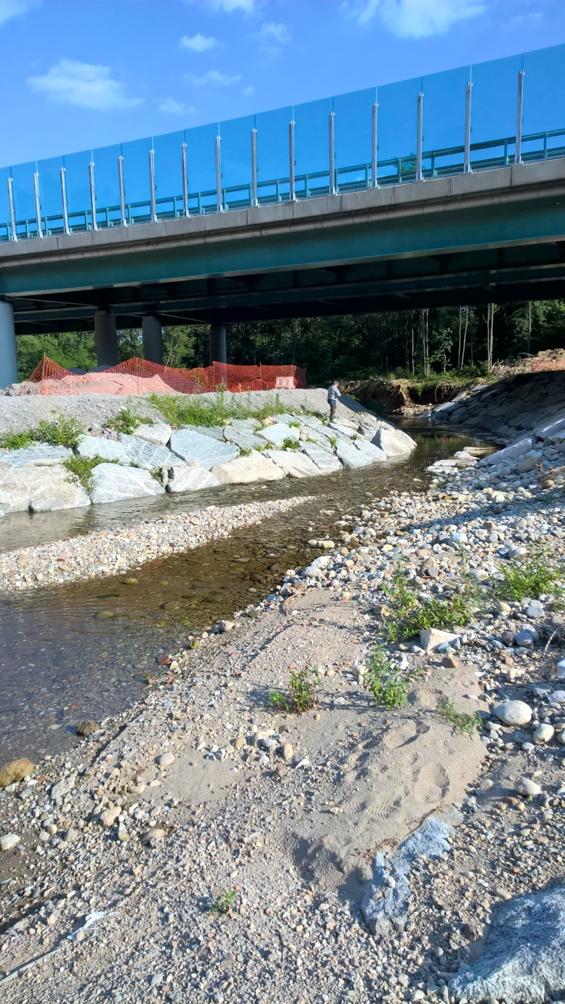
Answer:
0;300;18;387
209;324;228;365
94;309;118;367
142;314;163;364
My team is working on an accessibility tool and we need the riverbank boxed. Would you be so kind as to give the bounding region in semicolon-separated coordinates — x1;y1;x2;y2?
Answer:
0;414;563;1001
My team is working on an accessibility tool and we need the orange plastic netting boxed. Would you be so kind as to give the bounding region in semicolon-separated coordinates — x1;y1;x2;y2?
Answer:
26;356;307;396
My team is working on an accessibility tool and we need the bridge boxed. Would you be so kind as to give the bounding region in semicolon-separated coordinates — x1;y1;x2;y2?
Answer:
1;42;565;385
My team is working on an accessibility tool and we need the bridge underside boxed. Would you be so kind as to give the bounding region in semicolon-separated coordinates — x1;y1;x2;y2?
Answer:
2;160;565;337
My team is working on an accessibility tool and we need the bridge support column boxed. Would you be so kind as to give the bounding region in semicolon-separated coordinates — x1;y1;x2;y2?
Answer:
208;324;228;365
142;314;163;364
0;301;18;387
94;309;118;367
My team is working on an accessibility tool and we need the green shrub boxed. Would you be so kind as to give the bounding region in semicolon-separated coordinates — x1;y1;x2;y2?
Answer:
0;430;35;449
35;416;84;448
149;391;300;429
105;406;145;435
282;437;300;450
270;667;319;714
496;552;562;602
365;646;409;707
63;455;106;492
384;565;478;642
438;698;481;736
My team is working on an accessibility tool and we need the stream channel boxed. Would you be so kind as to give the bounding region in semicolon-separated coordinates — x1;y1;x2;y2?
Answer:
0;422;485;763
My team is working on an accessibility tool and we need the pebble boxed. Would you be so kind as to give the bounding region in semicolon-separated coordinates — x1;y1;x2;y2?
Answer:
0;832;21;851
281;742;294;762
532;724;555;744
100;806;121;828
156;752;175;768
493;700;533;726
515;776;542;797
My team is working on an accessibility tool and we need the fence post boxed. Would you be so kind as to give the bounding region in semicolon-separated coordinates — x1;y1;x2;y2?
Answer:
250;127;258;207
416;91;424;181
515;69;525;165
215;134;224;212
464;80;473;173
33;170;44;238
118;154;127;227
181;142;190;217
289;119;296;201
329;110;336;195
371;100;379;188
149;147;157;222
60;166;70;234
88;159;98;230
7;177;17;241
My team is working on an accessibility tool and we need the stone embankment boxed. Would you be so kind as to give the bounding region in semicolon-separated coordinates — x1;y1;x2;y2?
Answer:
0;408;563;1001
0;389;416;515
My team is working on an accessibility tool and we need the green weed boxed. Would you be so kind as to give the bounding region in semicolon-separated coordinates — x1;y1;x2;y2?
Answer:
282;437;300;450
495;552;562;602
105;406;145;435
438;698;481;736
365;646;409;707
384;565;478;642
150;391;299;429
270;667;319;714
210;890;237;916
63;455;106;492
0;430;35;449
1;416;84;451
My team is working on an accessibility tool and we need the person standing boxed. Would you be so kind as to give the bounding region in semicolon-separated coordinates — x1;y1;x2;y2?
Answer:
327;379;341;422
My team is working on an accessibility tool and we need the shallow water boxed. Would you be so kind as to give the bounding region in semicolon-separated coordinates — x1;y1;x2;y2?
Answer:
0;424;482;762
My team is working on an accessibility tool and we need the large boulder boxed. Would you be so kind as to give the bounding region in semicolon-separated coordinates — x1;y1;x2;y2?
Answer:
77;435;130;464
223;426;265;451
300;442;342;473
0;464;90;512
481;436;532;467
336;438;387;469
165;464;222;493
170;428;237;469
134;422;172;446
0;444;73;468
212;451;285;484
266;449;321;478
450;886;565;1003
256;422;299;447
119;434;176;470
373;425;417;457
89;464;165;504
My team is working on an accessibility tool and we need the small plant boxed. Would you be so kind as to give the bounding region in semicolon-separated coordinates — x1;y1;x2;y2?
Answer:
63;455;106;491
106;406;144;435
149;391;300;429
366;646;409;708
0;430;35;449
384;564;478;642
328;435;337;449
270;667;319;714
495;551;562;602
289;419;301;429
438;698;481;736
210;890;237;916
282;437;300;450
35;416;84;448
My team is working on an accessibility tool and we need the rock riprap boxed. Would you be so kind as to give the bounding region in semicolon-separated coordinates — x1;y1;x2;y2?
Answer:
0;394;416;514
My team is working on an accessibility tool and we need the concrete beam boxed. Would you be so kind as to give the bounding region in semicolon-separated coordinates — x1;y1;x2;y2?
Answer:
209;323;228;364
0;300;18;387
142;314;163;364
94;308;118;367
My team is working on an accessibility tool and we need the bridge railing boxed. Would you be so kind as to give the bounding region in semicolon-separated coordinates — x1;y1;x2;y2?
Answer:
1;43;565;243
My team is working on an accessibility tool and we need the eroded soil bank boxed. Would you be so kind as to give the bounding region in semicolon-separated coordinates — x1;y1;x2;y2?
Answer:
0;423;562;1003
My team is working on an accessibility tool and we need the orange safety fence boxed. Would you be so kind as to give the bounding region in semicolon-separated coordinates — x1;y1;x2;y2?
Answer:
27;355;307;396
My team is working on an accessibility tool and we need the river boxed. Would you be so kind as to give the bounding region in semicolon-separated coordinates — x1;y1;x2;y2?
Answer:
0;423;482;762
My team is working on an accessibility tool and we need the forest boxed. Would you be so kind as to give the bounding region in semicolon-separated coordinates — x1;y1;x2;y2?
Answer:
15;299;565;386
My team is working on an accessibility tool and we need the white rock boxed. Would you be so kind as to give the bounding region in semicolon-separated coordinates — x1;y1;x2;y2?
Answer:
135;422;172;446
0;833;21;851
89;464;165;504
266;449;321;478
165;464;221;493
100;806;121;828
76;434;130;464
373;426;417;457
212;451;285;484
156;752;175;768
51;774;76;801
119;434;176;470
515;776;541;797
256;422;299;447
493;700;533;727
419;628;459;652
300;441;342;473
170;428;237;469
0;444;73;468
533;723;555;744
0;465;91;513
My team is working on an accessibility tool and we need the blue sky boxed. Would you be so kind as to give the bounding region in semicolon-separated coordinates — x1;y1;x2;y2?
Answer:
1;0;564;169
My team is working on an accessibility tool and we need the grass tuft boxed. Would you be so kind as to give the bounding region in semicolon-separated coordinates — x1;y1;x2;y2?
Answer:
438;698;481;736
495;551;562;602
365;646;409;707
0;430;35;449
384;564;478;642
63;455;106;492
270;667;319;714
149;391;300;429
1;416;84;451
282;437;300;451
105;406;146;436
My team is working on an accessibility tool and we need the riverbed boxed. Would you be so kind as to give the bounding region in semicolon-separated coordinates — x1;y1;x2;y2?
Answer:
0;424;481;762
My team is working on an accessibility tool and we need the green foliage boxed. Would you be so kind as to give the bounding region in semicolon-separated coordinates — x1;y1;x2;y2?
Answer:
1;416;84;451
282;437;300;450
149;391;297;428
17;333;97;381
105;406;144;435
495;552;562;602
438;698;481;736
365;646;409;708
384;565;478;642
63;455;105;492
269;667;319;714
210;890;237;916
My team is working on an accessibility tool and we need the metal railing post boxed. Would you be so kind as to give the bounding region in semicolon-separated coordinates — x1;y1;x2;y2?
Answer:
7;177;17;241
250;127;258;207
149;147;157;222
33;170;43;238
289;119;296;201
60;166;70;235
371;100;379;188
215;134;224;212
88;159;97;230
329;111;336;195
416;91;424;181
464;80;473;173
117;155;127;226
181;142;190;217
515;69;525;165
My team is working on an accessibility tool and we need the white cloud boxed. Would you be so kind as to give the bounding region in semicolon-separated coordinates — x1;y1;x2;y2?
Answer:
28;58;142;110
159;97;197;115
243;84;255;97
185;0;256;12
344;0;486;37
188;68;242;86
257;21;291;45
0;0;39;26
180;32;220;52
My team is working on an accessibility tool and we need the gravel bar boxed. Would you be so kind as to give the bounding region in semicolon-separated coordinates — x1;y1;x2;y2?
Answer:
0;497;312;593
